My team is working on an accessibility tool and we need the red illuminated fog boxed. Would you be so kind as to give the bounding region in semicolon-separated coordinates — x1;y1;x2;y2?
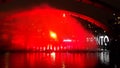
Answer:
1;5;107;51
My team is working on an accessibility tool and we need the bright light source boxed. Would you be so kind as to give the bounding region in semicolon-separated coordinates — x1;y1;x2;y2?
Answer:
54;47;56;51
63;13;66;17
47;45;49;50
57;46;59;50
61;46;63;49
43;47;46;51
63;39;72;42
50;45;52;50
50;31;57;39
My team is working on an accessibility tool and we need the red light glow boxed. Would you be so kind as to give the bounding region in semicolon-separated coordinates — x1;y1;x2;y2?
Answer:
1;4;107;51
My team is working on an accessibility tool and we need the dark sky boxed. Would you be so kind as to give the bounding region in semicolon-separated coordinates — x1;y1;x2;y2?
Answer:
0;0;120;12
0;0;118;24
99;0;120;9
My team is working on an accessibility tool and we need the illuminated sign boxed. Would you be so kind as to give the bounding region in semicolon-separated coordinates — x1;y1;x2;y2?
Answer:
96;35;109;46
87;35;110;46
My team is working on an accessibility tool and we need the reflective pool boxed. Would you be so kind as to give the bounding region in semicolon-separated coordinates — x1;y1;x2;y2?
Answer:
1;51;118;68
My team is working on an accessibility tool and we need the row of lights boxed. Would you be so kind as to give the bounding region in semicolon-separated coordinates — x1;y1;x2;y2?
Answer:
28;46;70;51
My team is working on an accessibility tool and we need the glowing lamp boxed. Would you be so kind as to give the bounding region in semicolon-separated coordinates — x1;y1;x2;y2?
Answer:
50;31;57;40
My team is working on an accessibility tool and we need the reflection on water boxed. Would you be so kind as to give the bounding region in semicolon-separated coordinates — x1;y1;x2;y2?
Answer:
0;52;112;68
98;51;109;65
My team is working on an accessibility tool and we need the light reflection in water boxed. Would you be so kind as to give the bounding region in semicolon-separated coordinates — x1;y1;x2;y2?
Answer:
98;51;110;65
50;52;56;62
0;52;111;68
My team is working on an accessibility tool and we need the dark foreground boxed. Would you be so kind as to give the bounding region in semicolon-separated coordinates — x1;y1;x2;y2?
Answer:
0;51;120;68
